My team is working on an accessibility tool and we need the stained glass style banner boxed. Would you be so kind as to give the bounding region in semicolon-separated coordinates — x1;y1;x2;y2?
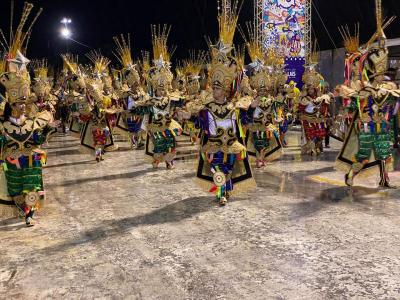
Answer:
262;0;306;58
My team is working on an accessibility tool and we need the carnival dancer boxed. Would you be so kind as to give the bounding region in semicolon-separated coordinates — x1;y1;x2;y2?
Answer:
239;24;283;167
272;64;291;147
30;59;59;142
286;80;300;116
61;54;87;136
336;0;400;187
0;2;53;226
181;51;207;144
114;35;150;149
298;50;331;156
329;24;363;143
136;24;183;169
190;0;256;205
86;51;120;151
80;77;116;162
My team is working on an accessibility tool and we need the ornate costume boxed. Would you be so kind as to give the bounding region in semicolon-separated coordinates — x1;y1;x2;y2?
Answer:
194;0;256;205
114;35;151;149
298;52;331;156
239;24;283;167
140;25;183;169
336;0;400;187
0;2;53;226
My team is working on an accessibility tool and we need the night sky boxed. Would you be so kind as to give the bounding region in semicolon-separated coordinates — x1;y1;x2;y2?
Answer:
0;0;400;67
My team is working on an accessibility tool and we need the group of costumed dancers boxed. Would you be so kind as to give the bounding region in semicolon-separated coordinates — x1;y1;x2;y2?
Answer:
0;0;399;227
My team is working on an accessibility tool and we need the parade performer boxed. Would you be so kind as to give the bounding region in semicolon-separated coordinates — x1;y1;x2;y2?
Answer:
114;35;150;149
61;54;86;135
181;51;207;144
30;59;59;142
86;51;120;151
191;0;256;205
330;24;362;143
272;62;292;147
286;80;301;115
62;55;115;162
298;50;331;156
336;0;400;187
0;2;53;226
239;24;283;167
136;25;183;169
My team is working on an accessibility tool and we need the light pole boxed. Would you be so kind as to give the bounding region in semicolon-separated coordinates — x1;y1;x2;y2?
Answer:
60;17;72;52
59;17;91;50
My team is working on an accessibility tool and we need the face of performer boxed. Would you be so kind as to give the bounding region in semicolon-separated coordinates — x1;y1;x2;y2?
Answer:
11;103;26;118
257;88;267;97
32;80;51;98
213;86;226;103
156;87;166;97
307;85;316;97
102;76;113;93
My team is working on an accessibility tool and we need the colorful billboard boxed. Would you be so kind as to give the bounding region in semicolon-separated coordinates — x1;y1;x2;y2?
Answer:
262;0;306;58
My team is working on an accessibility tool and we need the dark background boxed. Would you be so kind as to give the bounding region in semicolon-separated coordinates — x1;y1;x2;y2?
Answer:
0;0;399;66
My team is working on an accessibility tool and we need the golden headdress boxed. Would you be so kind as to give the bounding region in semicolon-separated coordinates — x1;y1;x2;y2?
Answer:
113;34;133;69
0;1;42;103
61;54;86;92
113;34;141;87
86;50;111;76
151;24;175;65
183;50;207;94
363;0;396;79
216;0;243;52
208;0;243;93
338;23;360;54
238;22;263;64
0;2;42;63
140;51;151;76
32;59;48;79
61;54;79;75
246;47;279;92
273;50;288;88
149;24;175;90
302;41;323;88
31;59;52;98
183;50;207;79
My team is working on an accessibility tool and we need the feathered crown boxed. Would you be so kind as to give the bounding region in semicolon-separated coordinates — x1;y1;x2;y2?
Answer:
149;25;175;90
86;50;111;75
151;24;176;65
233;44;246;72
183;50;207;78
32;58;48;79
113;34;133;69
140;51;151;74
238;22;263;64
365;0;396;48
175;62;184;78
0;2;42;60
61;54;79;74
207;0;243;93
363;0;396;79
338;23;360;54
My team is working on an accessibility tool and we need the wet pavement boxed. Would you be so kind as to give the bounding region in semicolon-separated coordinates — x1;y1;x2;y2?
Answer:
1;132;400;299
